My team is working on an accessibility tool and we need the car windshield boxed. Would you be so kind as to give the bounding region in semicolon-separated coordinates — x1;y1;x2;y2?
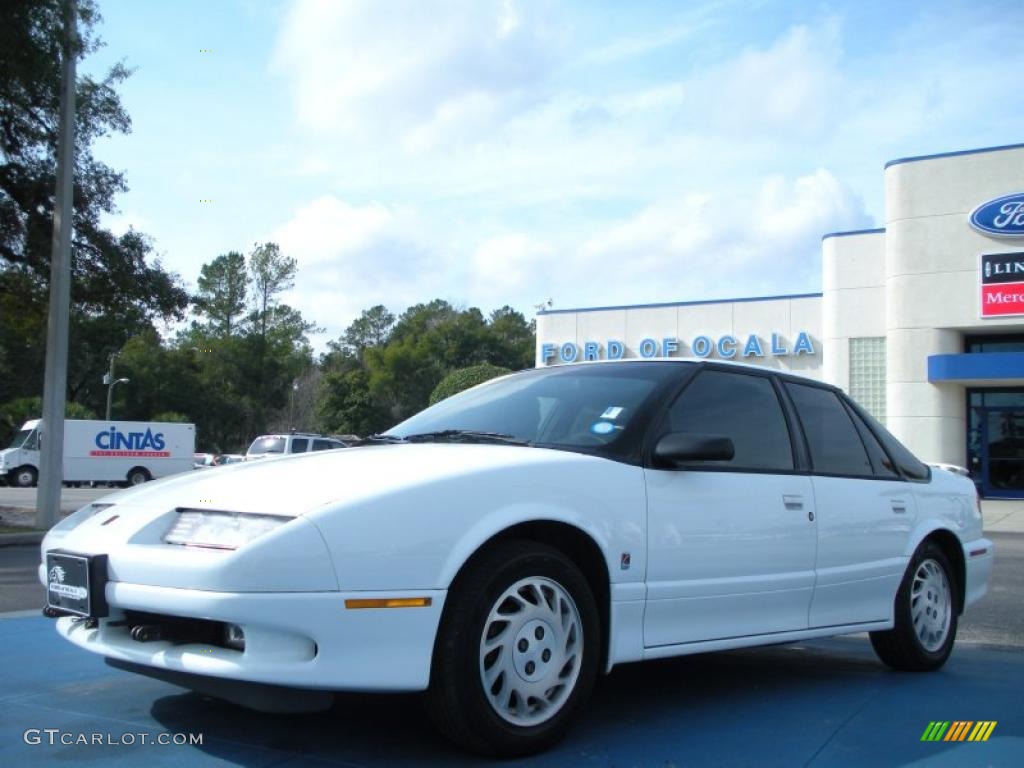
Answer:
247;436;285;454
387;362;689;457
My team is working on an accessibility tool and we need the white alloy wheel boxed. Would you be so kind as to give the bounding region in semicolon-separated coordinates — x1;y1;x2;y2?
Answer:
911;558;952;652
479;576;583;727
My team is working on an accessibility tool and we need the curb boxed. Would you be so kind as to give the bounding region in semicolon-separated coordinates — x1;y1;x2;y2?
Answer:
0;531;45;547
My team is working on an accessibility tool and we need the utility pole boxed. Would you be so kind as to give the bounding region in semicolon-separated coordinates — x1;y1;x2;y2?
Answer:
36;0;77;529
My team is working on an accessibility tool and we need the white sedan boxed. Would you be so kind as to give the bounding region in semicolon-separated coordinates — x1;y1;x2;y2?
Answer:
39;360;993;756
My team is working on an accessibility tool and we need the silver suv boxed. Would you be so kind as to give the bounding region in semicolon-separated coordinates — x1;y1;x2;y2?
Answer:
245;432;347;460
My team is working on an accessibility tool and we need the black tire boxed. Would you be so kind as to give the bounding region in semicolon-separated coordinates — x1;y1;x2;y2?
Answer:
126;467;150;486
870;540;959;671
12;466;38;488
425;540;600;757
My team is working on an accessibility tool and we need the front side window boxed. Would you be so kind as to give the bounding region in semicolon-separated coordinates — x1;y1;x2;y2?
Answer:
661;370;794;471
312;439;338;451
786;383;871;476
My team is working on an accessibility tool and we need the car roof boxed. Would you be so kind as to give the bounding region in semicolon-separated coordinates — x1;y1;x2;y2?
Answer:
539;357;830;387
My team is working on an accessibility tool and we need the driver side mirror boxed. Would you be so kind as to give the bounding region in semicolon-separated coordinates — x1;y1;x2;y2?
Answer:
654;432;735;468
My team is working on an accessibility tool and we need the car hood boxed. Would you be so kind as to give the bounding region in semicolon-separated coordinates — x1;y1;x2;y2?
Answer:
87;443;604;517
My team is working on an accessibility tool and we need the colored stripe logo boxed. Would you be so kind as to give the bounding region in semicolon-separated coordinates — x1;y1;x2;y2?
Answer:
921;721;997;742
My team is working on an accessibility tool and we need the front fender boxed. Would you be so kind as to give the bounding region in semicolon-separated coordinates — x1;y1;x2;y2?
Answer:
435;502;618;589
306;458;646;591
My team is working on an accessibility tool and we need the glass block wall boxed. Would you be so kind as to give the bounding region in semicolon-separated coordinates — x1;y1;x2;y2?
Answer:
849;337;886;422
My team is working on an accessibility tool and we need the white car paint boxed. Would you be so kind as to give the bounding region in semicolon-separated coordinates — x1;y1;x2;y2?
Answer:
39;362;994;702
807;475;915;627
644;469;817;646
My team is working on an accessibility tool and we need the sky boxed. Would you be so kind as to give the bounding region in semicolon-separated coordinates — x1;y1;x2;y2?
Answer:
84;0;1024;349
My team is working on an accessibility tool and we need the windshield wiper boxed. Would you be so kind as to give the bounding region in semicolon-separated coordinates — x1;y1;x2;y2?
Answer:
351;433;408;446
400;429;530;446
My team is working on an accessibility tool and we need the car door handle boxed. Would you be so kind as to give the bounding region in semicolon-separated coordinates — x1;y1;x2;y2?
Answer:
783;495;804;510
891;501;908;514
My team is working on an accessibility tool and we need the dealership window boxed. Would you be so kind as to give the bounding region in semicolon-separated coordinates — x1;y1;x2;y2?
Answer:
849;337;886;422
966;334;1024;353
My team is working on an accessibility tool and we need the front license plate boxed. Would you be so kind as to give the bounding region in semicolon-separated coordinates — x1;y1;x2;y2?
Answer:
46;551;107;618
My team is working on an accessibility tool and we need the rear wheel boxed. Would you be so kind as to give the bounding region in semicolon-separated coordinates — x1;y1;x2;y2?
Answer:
12;466;37;488
426;540;600;757
870;541;958;671
126;467;151;486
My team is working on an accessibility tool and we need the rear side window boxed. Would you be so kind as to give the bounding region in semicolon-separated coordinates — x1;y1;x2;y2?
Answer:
847;399;931;481
312;439;339;451
844;401;900;479
290;438;309;453
786;383;872;476
664;370;794;470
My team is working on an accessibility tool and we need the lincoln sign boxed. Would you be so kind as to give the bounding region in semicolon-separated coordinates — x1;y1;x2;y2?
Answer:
980;252;1024;318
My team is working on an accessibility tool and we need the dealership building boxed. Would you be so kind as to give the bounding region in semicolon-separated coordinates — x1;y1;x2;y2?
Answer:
536;143;1024;498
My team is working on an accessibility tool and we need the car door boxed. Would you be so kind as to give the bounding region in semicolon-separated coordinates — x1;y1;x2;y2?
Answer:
644;368;817;648
783;382;915;627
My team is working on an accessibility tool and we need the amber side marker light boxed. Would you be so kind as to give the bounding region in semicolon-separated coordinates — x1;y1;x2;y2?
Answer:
345;597;433;609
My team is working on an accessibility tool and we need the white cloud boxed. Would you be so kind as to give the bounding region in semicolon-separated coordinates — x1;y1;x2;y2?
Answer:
272;0;560;149
270;168;869;348
470;233;557;302
571;170;871;304
256;6;1023;348
102;211;150;237
268;196;441;340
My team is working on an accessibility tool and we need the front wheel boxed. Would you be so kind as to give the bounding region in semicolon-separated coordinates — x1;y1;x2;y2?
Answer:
426;540;600;757
126;467;151;486
870;541;958;671
12;466;37;488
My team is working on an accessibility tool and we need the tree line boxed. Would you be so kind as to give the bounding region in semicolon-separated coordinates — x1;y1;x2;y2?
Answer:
0;0;535;452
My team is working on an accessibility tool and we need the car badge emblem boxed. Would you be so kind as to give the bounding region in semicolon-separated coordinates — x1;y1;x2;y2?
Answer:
620;552;631;570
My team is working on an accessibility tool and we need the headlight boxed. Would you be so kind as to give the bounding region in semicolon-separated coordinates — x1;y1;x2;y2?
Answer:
50;502;115;534
163;509;289;550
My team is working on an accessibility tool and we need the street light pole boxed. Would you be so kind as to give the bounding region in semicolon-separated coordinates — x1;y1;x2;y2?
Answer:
105;378;129;421
36;0;77;529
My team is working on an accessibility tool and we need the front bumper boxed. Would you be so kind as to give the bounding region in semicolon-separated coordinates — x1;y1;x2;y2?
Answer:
51;579;446;693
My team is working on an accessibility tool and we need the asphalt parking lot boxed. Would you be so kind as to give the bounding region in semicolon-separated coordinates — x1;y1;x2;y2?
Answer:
1;504;1022;766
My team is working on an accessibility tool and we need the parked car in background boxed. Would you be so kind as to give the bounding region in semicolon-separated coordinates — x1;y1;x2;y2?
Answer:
38;361;992;756
193;453;219;470
244;432;347;460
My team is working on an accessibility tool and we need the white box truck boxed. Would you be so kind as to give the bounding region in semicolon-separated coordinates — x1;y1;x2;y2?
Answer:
0;419;195;488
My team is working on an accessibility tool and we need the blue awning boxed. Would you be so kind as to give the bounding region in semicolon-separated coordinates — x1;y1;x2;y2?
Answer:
928;352;1024;382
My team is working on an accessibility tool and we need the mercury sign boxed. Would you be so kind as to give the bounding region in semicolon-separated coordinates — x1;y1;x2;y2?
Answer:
541;332;816;364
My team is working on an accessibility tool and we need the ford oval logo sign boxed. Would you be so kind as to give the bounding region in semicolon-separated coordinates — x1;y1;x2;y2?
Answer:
970;192;1024;237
